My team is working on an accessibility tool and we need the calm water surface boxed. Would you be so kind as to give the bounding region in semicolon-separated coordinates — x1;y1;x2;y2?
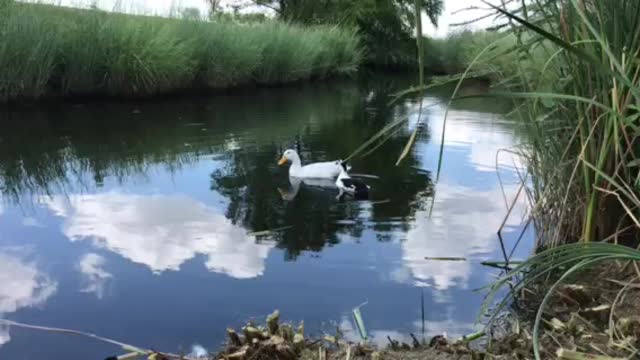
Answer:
0;74;532;359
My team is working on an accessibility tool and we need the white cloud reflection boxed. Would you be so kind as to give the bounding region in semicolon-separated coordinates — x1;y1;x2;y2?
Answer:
0;251;57;348
396;96;529;292
77;253;112;299
44;193;273;278
414;98;522;173
399;183;527;292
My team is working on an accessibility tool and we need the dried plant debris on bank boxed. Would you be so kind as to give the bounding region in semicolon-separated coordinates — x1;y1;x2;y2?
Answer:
486;263;640;359
215;310;488;360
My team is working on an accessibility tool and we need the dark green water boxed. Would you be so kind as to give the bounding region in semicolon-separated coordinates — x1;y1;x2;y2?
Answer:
0;74;532;359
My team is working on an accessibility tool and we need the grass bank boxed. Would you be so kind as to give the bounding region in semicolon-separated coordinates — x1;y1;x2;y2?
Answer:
0;2;361;102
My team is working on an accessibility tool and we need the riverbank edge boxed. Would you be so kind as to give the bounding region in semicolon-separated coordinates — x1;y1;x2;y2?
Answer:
201;263;639;360
0;72;356;107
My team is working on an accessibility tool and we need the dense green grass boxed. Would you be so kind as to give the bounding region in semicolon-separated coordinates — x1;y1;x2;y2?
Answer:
0;2;361;101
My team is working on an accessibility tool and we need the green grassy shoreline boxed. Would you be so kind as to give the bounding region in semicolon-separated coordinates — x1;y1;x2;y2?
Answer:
0;2;361;102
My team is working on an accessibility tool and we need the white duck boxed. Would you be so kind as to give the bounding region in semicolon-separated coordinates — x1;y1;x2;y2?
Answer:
277;149;343;179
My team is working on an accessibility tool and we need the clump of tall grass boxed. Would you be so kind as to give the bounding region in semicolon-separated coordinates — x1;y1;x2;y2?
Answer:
0;2;361;101
195;20;262;88
488;0;640;246
433;0;639;247
475;0;640;355
0;4;62;100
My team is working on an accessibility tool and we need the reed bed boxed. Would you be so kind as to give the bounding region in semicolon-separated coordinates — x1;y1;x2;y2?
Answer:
487;0;640;247
0;2;361;101
469;1;640;357
417;0;640;248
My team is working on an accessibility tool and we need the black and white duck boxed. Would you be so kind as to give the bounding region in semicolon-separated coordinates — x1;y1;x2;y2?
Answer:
335;161;370;200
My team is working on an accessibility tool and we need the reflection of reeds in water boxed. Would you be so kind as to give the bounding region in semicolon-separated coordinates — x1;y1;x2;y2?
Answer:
0;136;204;203
0;80;361;204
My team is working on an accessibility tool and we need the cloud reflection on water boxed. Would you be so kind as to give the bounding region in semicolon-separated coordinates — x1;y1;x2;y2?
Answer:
0;251;57;348
397;100;529;293
44;193;274;279
400;183;527;291
77;253;112;299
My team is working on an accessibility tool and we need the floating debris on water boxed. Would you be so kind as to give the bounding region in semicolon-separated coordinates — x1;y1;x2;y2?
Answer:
424;257;467;261
348;174;380;180
248;226;292;237
352;302;368;341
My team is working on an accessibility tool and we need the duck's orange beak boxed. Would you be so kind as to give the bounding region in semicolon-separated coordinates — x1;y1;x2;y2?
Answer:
277;157;287;166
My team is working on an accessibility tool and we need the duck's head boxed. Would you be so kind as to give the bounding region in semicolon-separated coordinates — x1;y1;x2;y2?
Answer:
278;149;299;166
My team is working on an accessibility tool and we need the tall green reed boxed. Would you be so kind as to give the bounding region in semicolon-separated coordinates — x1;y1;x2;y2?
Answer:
0;4;61;100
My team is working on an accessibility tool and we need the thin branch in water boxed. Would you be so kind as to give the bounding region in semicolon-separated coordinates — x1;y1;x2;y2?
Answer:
0;319;196;360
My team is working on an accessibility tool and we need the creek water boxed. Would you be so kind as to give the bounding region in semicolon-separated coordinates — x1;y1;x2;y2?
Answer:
0;73;533;359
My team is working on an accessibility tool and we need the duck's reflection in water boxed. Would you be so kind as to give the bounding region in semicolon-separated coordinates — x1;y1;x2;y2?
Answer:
277;177;337;201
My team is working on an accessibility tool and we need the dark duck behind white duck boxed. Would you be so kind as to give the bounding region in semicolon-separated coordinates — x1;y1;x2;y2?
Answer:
335;161;370;200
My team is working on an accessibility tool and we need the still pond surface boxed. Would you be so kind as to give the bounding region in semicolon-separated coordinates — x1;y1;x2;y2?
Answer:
0;74;532;359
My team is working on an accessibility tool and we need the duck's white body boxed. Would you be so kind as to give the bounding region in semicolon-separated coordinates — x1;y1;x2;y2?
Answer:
289;161;342;178
278;149;342;179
